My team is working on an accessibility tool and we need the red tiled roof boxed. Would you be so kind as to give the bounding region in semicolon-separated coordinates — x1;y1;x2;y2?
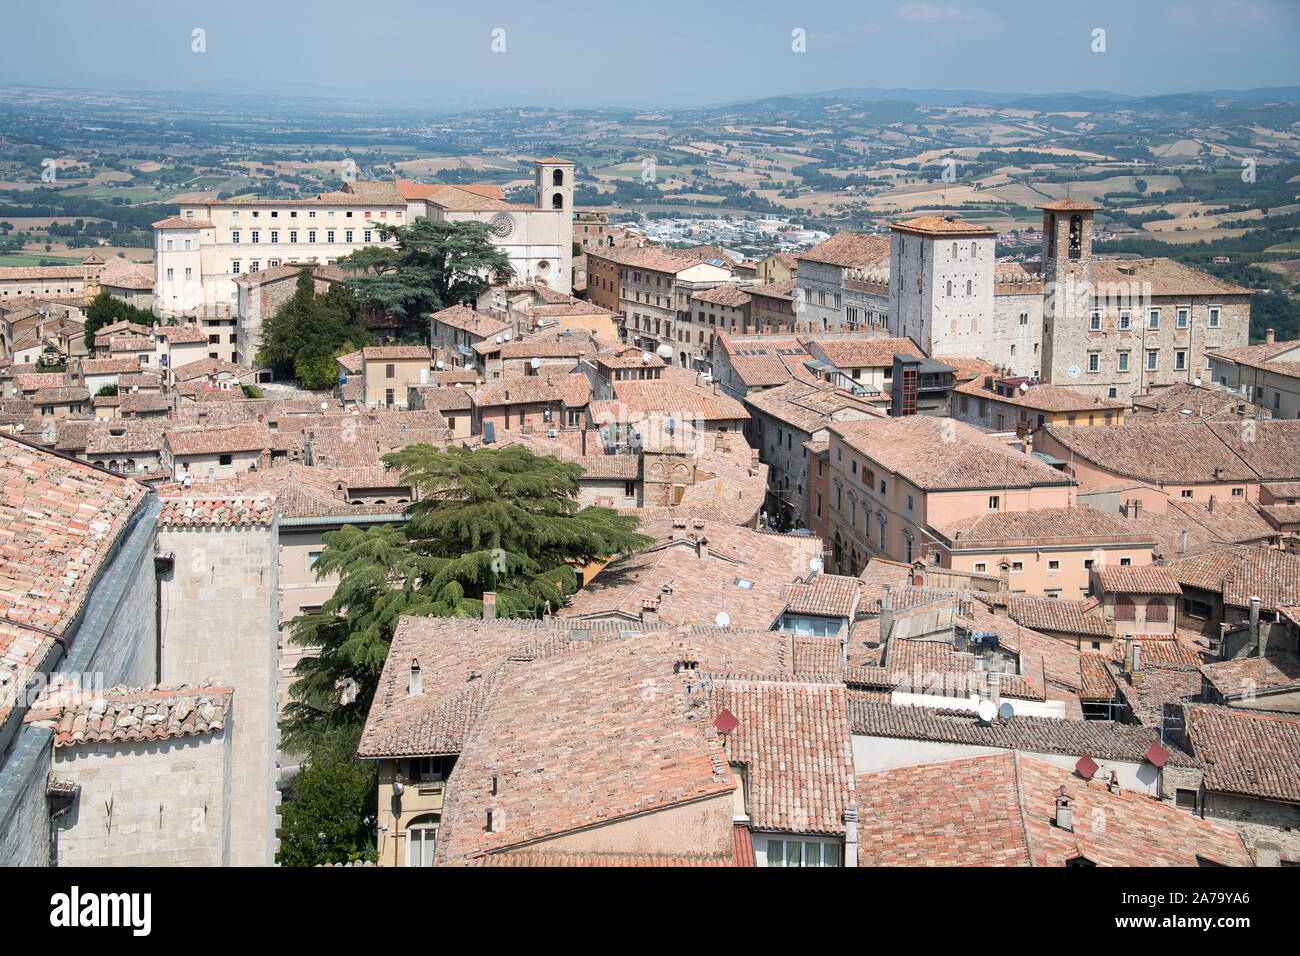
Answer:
856;751;1251;866
1184;704;1300;803
710;680;855;834
1099;565;1183;596
834;416;1069;491
25;679;232;746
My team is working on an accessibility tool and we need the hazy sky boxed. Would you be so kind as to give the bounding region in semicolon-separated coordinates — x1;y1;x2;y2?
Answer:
1;0;1297;110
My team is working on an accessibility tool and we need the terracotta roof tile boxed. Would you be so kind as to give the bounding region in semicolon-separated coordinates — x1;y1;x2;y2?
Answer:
25;679;233;746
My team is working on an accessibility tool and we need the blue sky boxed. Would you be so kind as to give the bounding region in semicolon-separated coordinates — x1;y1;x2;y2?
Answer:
1;0;1297;109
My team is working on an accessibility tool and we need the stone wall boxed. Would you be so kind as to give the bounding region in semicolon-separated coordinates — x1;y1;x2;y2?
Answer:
53;730;232;866
157;520;280;866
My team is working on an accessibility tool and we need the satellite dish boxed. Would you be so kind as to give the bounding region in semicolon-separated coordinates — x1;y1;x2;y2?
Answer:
809;556;824;573
436;360;444;369
494;335;503;344
715;611;731;628
1019;382;1029;392
1194;377;1202;387
998;701;1014;720
15;423;23;432
977;699;997;722
530;356;541;369
641;352;652;364
503;331;512;340
132;385;139;392
320;402;328;410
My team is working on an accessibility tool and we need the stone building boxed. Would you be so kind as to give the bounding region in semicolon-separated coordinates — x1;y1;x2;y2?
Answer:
1038;200;1251;402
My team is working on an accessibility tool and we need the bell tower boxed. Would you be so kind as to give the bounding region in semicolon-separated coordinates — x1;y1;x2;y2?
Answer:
1038;197;1100;289
534;157;574;213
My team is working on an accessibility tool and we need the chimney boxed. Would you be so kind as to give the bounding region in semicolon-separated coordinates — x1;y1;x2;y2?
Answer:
1107;770;1120;794
1265;328;1276;345
1180;530;1188;553
1208;494;1216;512
880;584;894;639
1054;792;1074;831
1250;595;1261;652
842;802;860;868
408;659;422;696
482;592;497;620
695;535;709;559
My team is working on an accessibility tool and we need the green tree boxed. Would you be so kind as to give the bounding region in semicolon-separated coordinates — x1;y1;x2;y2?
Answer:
282;444;651;747
256;269;368;386
338;218;514;336
275;725;377;867
95;384;118;397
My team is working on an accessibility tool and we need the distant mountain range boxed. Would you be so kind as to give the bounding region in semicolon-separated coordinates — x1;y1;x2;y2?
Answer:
711;86;1300;112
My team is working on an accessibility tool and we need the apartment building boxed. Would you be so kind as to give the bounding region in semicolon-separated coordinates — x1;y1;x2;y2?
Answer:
361;346;431;409
609;246;732;363
795;233;891;334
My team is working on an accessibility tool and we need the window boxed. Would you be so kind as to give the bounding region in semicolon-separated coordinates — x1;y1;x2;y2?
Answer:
289;230;297;243
1115;595;1136;620
231;230;240;244
1117;352;1129;373
327;230;335;243
308;230;316;243
1175;351;1187;370
624;480;635;497
307;551;323;569
1088;353;1099;373
1176;789;1198;811
989;495;1000;510
1148;309;1159;330
346;230;353;243
1177;308;1188;329
218;454;233;466
270;231;278;244
1209;308;1220;328
1181;489;1193;498
1146;599;1169;622
974;562;987;573
1183;597;1211;619
385;363;396;379
406;815;440;868
1147;350;1158;371
1011;561;1024;572
1231;487;1244;497
1119;311;1131;330
364;230;372;242
231;260;241;274
251;230;259;244
766;839;840;868
1119;557;1132;566
906;494;914;512
385;388;395;406
1047;560;1060;572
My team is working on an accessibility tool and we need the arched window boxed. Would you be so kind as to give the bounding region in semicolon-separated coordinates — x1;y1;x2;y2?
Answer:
551;192;563;209
1146;598;1168;623
406;813;440;868
966;280;972;295
951;242;958;258
946;280;953;296
971;242;977;257
1115;595;1136;621
552;169;564;187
